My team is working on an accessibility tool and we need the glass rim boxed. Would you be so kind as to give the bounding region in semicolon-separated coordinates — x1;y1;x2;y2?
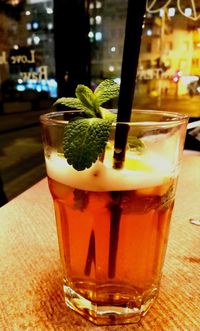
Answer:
40;109;188;127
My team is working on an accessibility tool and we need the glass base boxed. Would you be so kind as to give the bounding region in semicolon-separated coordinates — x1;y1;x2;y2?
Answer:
63;282;158;325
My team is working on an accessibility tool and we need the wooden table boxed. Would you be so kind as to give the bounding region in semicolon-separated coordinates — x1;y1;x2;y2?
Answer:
0;153;200;331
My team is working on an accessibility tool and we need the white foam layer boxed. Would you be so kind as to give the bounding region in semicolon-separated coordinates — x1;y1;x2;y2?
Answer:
45;150;172;191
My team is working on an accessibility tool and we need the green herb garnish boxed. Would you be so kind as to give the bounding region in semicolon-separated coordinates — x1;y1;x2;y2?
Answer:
54;79;119;170
128;136;145;152
54;79;144;171
54;79;119;120
63;117;112;171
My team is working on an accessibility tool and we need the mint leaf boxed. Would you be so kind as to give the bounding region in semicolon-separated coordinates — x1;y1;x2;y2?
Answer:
63;118;112;171
54;80;119;119
75;84;102;118
75;85;98;116
53;97;95;118
94;79;120;105
100;107;117;121
128;136;145;152
53;97;82;108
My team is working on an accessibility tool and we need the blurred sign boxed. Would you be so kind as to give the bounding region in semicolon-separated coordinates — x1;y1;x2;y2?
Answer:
9;48;36;71
10;50;35;64
21;66;48;81
137;68;174;80
0;48;49;82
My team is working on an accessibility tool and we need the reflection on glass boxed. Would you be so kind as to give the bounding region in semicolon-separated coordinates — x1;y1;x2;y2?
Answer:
0;0;199;117
0;0;55;113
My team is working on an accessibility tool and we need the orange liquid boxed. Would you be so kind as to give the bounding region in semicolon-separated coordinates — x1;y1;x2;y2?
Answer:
48;176;175;308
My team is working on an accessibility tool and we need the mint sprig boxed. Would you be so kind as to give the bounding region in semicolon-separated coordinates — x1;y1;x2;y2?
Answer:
54;79;119;170
54;79;144;170
94;79;120;105
54;79;119;120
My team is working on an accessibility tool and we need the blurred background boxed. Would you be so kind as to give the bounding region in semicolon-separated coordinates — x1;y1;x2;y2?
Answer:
0;0;199;205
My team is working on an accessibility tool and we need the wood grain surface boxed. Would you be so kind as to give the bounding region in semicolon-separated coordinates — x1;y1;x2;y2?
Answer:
0;153;200;331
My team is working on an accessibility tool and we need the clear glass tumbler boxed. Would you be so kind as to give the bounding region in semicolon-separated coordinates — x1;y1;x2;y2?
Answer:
40;109;188;325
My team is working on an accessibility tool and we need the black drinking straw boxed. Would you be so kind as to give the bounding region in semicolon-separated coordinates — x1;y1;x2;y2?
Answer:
108;0;147;279
113;0;147;168
84;230;96;276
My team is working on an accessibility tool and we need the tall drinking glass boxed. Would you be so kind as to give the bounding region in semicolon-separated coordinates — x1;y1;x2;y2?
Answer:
40;109;188;325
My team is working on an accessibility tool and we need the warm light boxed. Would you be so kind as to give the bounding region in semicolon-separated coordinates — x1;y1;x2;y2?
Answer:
96;1;102;9
88;31;94;38
16;85;25;91
33;35;40;45
146;29;152;36
25;10;31;16
47;23;53;30
46;8;53;14
173;76;179;83
90;17;94;25
13;44;19;49
36;86;42;92
172;70;182;83
109;65;115;72
159;9;164;17
89;2;102;9
48;79;57;87
95;32;102;41
27;37;32;45
95;16;102;24
9;0;20;5
26;23;31;30
111;46;116;52
184;8;192;17
32;22;39;29
168;8;175;17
